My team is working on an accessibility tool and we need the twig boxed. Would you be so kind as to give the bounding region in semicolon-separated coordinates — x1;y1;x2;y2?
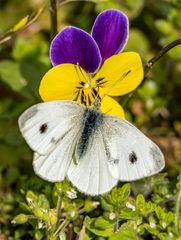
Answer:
50;0;58;40
54;217;70;236
0;4;46;45
122;39;181;106
144;39;181;72
57;0;99;7
114;206;120;232
175;174;181;234
56;193;63;220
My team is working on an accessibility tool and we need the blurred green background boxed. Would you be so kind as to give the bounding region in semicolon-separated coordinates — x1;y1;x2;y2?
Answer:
0;0;181;239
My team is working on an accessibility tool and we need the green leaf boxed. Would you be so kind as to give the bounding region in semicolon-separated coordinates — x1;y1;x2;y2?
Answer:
26;191;38;205
12;214;28;224
119;208;137;220
142;223;158;235
84;199;99;213
12;37;49;63
100;196;114;212
0;60;26;91
94;217;115;229
155;19;174;35
136;194;146;210
37;194;50;210
110;184;131;205
84;216;114;237
109;221;137;240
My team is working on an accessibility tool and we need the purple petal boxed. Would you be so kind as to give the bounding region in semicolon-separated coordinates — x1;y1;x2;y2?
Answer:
50;26;101;73
92;9;129;62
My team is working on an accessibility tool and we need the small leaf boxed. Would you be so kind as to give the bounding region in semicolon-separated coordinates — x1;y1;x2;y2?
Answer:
84;216;114;237
26;190;38;208
119;208;137;220
12;214;28;224
12;16;29;32
0;60;26;92
38;194;50;210
111;184;131;205
84;199;99;213
136;194;146;210
100;196;114;212
109;221;137;240
94;217;115;229
49;209;57;226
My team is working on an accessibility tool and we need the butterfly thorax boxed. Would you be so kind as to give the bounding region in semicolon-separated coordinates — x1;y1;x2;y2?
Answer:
76;108;104;160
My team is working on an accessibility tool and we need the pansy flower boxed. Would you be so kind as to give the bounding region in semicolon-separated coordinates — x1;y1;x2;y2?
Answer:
39;9;143;118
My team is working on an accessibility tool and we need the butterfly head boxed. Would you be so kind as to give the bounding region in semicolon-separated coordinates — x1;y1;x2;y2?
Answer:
90;96;101;111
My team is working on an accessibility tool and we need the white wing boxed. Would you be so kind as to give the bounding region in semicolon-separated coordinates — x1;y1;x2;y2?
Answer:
18;100;84;155
33;124;81;181
67;129;118;196
102;115;165;181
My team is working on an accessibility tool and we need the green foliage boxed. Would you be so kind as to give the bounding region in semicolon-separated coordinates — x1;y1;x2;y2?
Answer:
9;180;181;239
0;60;26;91
0;0;181;239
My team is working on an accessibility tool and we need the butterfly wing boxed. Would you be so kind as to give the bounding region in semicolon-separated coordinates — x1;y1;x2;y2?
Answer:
19;100;84;181
33;125;81;181
67;128;118;196
102;115;165;181
19;100;164;194
18;100;84;155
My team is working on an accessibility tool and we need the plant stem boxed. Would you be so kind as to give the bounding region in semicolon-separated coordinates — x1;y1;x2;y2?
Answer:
50;0;58;40
114;207;120;232
54;217;70;236
175;174;181;234
58;0;100;7
0;4;46;44
144;39;181;72
56;193;63;220
121;38;181;106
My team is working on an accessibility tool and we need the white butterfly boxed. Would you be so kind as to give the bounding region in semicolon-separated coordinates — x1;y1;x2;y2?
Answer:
18;100;165;195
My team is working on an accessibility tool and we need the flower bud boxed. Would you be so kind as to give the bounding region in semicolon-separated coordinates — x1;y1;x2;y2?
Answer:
12;214;28;224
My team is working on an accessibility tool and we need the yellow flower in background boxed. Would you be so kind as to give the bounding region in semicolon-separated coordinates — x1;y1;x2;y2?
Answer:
39;9;143;118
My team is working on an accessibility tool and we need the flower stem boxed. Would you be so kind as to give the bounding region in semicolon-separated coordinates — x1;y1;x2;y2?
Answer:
54;217;70;236
0;4;46;44
144;39;181;72
56;193;63;220
114;206;120;232
58;0;101;7
50;0;58;40
175;174;181;234
122;38;181;106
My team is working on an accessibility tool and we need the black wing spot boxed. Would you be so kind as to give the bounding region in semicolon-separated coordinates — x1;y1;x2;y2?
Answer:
39;123;48;134
129;151;137;164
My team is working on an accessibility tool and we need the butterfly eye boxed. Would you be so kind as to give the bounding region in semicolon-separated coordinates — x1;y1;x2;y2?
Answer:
39;123;48;134
129;151;137;164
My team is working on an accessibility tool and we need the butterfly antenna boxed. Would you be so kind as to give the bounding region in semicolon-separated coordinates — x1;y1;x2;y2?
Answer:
100;70;131;102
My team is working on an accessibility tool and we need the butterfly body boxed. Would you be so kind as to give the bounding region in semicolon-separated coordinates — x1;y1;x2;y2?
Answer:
77;108;103;159
19;100;165;195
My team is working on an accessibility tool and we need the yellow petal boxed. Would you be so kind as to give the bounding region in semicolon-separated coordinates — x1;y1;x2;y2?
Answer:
92;52;143;96
39;64;89;101
100;96;125;119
